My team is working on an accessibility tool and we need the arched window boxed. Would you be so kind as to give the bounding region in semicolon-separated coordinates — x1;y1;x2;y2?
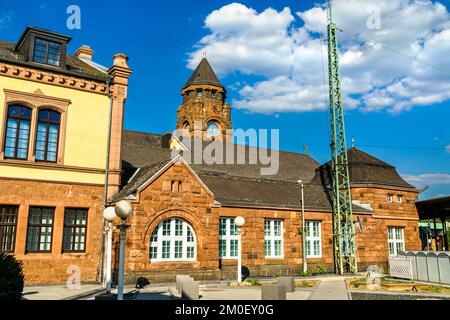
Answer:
182;121;190;135
206;120;220;138
36;109;61;162
149;218;196;262
4;105;32;159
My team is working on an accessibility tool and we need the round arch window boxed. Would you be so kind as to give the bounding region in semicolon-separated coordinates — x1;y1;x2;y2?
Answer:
206;121;220;137
182;121;190;134
149;218;196;262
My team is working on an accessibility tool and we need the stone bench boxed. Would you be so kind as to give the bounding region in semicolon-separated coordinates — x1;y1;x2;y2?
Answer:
277;276;295;293
261;283;286;300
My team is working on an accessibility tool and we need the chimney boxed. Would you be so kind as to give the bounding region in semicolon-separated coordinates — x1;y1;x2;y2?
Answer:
303;145;309;154
74;45;94;61
112;53;129;68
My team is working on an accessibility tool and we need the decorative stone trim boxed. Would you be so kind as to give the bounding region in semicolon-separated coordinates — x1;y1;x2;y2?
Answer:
0;62;108;95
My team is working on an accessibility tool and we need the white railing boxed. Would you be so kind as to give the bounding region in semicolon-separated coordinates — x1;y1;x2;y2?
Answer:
388;256;413;280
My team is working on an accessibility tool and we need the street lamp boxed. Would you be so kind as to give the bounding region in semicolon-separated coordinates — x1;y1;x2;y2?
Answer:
114;200;133;300
234;216;245;283
298;180;307;272
102;206;117;293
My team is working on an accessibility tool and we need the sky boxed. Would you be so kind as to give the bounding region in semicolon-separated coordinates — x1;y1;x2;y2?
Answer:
0;0;449;200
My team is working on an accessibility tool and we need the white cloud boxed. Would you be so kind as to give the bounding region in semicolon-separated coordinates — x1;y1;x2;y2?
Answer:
446;144;450;152
402;173;450;187
187;1;450;114
0;10;14;29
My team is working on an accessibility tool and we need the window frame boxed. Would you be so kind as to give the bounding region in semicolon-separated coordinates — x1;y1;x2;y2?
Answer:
26;206;55;253
219;218;239;259
35;109;61;163
3;105;32;160
387;194;393;203
264;219;284;259
149;218;196;262
397;195;403;204
305;221;322;258
0;205;19;253
33;37;62;67
62;208;88;253
388;227;405;256
1;89;70;165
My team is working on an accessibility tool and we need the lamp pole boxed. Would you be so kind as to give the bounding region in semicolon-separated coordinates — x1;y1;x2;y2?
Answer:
102;207;118;294
298;180;307;272
234;216;246;283
114;200;133;301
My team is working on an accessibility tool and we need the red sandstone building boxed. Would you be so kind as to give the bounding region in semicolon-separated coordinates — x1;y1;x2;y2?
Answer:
0;28;421;285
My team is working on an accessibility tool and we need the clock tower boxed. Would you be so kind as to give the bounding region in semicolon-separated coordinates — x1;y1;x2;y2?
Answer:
176;58;232;141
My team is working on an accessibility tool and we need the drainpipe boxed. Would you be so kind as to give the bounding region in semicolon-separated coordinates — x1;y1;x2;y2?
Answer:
97;75;114;284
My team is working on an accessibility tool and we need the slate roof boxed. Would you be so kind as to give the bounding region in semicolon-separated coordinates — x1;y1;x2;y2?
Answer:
114;130;373;212
311;147;415;189
0;40;108;82
183;58;224;90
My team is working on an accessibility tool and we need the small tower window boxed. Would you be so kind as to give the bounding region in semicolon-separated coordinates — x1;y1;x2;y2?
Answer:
397;195;403;204
387;194;393;203
196;90;203;97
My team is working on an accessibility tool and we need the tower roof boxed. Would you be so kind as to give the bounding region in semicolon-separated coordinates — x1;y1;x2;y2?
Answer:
183;58;224;90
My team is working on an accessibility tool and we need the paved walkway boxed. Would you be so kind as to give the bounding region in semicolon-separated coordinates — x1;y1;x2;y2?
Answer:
308;278;350;300
22;276;353;300
23;284;103;300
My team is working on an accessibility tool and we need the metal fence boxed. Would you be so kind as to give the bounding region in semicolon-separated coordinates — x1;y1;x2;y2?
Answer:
389;251;450;285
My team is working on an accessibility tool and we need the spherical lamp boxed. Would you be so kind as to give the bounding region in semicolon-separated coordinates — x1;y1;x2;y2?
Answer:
115;200;133;219
103;206;118;222
234;216;245;228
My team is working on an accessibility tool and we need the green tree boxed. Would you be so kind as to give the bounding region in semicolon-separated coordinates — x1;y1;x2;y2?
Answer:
0;253;24;300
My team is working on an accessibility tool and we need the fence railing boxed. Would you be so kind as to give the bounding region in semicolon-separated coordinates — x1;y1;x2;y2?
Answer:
389;251;450;285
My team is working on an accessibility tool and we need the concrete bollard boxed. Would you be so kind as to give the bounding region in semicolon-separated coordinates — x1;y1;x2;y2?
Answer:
176;275;192;293
261;283;286;300
277;276;295;293
181;280;199;300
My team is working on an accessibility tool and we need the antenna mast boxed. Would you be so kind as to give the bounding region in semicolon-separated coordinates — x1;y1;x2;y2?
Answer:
326;0;357;274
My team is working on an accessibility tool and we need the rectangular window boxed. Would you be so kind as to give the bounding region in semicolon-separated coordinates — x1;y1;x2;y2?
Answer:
26;207;54;253
219;218;239;259
264;219;283;258
387;194;393;203
33;38;61;67
0;205;19;252
305;221;322;258
62;208;88;252
397;195;403;204
388;227;404;256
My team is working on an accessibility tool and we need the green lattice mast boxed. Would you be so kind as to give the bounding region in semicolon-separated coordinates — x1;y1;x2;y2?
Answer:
326;0;357;274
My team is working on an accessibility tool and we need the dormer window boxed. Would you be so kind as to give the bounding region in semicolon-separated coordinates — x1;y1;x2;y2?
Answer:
33;38;61;67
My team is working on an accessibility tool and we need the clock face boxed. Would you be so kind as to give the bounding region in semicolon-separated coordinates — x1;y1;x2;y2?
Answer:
207;121;220;137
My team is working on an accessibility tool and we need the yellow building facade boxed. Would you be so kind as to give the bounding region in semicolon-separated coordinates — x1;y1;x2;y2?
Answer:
0;27;131;284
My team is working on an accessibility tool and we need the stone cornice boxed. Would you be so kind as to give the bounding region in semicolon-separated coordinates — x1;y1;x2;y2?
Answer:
0;61;108;95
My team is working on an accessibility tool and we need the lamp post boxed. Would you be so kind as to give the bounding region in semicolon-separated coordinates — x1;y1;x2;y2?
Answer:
298;180;307;272
102;207;118;293
114;200;133;300
234;216;245;283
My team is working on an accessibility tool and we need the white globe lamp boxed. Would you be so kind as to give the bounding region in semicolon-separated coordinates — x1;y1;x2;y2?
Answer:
115;200;133;219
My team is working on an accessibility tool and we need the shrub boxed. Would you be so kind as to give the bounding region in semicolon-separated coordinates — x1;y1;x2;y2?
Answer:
316;264;327;274
245;278;261;286
0;252;24;300
299;270;312;277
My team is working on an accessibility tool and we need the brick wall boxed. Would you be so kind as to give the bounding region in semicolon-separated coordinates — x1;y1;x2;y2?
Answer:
0;178;104;285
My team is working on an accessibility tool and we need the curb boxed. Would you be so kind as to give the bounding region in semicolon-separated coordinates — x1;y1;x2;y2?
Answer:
63;288;106;300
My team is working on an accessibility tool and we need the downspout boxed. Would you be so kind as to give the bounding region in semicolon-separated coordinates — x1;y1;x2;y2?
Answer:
97;75;114;284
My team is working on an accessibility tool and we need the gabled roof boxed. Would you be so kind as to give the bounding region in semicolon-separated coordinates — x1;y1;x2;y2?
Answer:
183;58;224;90
116;130;371;212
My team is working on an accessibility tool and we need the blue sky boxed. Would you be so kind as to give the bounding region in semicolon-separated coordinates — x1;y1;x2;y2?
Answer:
0;0;449;199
